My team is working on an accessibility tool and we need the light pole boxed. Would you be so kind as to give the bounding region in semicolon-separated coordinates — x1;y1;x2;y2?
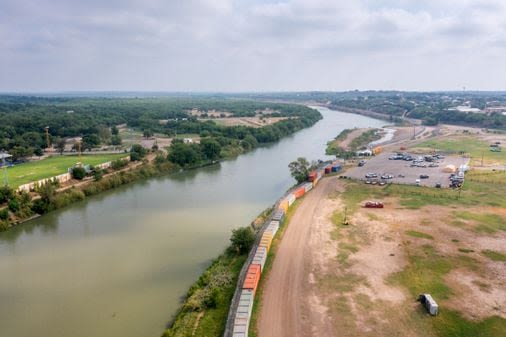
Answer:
1;152;12;186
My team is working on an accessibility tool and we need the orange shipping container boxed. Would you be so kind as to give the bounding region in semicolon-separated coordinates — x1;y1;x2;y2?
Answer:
243;264;262;294
294;186;305;199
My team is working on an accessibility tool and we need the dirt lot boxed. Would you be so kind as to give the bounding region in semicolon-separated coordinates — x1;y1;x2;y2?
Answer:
257;176;506;337
345;152;469;188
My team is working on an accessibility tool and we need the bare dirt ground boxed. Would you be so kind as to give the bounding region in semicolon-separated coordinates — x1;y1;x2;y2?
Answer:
257;176;337;337
198;116;287;128
339;128;373;150
257;176;505;337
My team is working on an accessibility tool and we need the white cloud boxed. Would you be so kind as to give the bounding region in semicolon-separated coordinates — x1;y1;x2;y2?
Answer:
0;0;505;91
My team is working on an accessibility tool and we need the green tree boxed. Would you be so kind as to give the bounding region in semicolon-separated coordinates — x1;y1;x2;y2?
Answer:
111;125;119;135
82;134;101;150
200;138;221;161
168;142;202;167
288;157;311;184
130;144;147;161
230;227;255;254
55;137;66;155
143;129;154;139
241;134;258;150
111;135;122;146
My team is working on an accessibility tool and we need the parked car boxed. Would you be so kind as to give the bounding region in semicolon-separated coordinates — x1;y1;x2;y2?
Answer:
365;173;377;178
358;160;366;167
364;201;384;208
381;174;394;179
435;183;441;188
420;174;429;179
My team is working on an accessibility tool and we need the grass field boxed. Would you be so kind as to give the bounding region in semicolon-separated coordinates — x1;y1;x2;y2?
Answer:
415;136;506;166
5;154;128;188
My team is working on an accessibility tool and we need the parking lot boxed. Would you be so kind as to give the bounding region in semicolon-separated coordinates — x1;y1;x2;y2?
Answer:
345;152;470;188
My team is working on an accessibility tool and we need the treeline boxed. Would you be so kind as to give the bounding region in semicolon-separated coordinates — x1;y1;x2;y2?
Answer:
165;113;321;167
0;96;319;160
230;91;506;129
329;94;506;129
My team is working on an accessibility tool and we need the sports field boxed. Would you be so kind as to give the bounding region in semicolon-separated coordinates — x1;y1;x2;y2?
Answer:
4;154;128;188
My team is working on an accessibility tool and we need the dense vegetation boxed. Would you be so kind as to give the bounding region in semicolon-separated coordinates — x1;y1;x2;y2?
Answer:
163;225;261;337
234;91;506;129
0;96;321;160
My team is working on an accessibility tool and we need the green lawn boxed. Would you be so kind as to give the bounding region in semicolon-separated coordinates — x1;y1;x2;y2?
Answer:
5;154;128;188
415;136;506;166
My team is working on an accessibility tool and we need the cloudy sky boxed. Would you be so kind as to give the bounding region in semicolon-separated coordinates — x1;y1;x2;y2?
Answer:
1;0;505;92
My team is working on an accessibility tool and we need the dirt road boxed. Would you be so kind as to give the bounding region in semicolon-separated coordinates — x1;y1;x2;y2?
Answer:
257;176;337;337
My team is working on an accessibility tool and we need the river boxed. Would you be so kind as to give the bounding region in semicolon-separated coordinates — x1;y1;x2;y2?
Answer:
0;107;386;337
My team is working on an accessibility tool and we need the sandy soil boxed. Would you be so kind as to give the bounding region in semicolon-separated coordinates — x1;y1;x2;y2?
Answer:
257;176;337;337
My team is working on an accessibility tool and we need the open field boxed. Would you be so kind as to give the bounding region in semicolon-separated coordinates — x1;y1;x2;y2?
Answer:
256;172;506;337
5;154;128;188
414;135;506;167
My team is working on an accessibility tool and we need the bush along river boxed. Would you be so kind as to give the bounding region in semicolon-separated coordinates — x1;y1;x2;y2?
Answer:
0;107;386;337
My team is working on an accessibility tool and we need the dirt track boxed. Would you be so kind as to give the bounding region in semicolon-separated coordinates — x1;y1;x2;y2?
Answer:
257;176;337;337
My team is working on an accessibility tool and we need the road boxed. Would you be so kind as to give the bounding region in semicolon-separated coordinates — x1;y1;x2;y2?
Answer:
257;176;337;337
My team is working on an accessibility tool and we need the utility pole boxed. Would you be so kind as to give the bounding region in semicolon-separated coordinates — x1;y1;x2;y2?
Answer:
45;126;51;149
343;207;349;225
412;123;416;140
481;151;484;167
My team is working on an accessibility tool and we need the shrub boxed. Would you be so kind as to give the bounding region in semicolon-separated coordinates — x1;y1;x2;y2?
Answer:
93;169;103;181
230;227;255;254
72;167;86;180
8;198;20;212
0;208;8;220
0;186;14;203
111;159;128;170
130;151;141;162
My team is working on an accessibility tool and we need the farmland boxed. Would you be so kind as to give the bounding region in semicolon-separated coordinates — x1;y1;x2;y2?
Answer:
5;154;128;188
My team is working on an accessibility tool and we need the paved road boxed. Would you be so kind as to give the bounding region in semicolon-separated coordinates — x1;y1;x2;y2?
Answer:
257;176;336;337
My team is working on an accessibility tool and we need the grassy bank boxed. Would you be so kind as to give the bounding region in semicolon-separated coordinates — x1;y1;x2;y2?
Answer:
162;250;247;337
0;160;178;231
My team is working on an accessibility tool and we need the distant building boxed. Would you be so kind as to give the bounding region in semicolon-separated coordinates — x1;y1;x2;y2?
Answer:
183;138;193;144
485;107;506;114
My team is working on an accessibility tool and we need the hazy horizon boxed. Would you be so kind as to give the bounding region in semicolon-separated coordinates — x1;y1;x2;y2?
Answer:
2;0;506;92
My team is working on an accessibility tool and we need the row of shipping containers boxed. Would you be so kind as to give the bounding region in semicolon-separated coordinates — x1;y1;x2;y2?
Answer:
232;219;280;337
232;161;338;336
